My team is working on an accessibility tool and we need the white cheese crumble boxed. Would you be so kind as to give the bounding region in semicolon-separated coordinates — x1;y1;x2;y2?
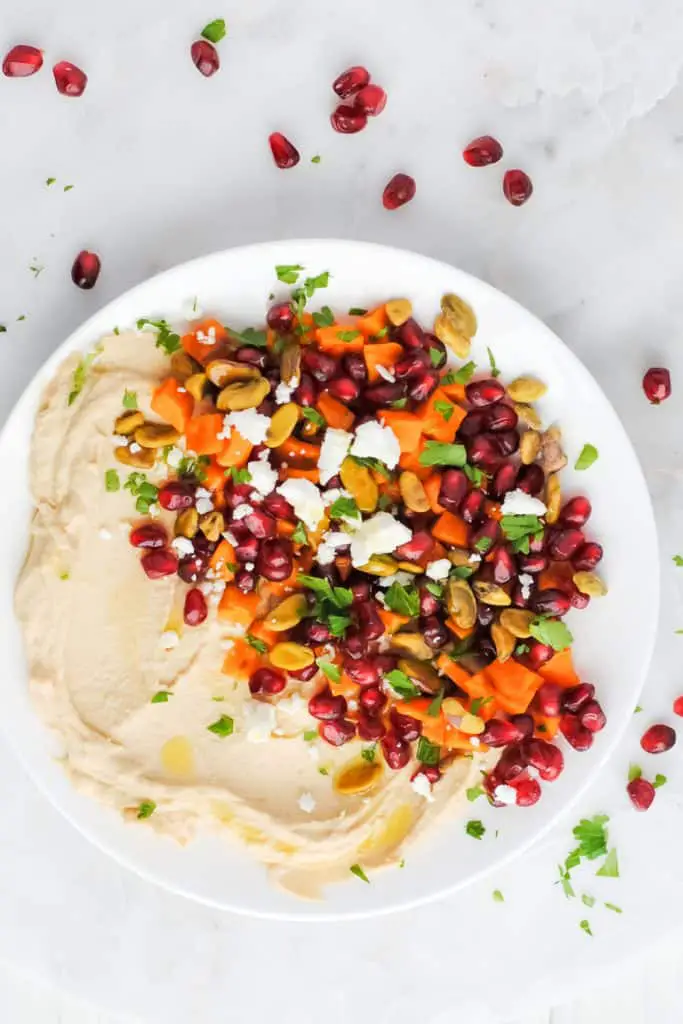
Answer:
98;528;112;541
223;530;238;545
196;496;213;515
129;442;142;454
317;428;353;485
277;478;325;531
247;457;278;497
500;489;547;517
494;783;517;805
379;571;415;588
166;446;184;469
518;572;534;600
316;530;352;565
425;558;451;581
376;364;396;383
277;692;306;715
171;536;195;556
232;504;254;520
298;791;317;814
220;409;271;445
307;744;320;762
112;434;129;446
350;511;412;568
411;773;435;802
244;701;277;743
274;379;296;405
159;630;179;651
245;561;255;571
350;421;401;470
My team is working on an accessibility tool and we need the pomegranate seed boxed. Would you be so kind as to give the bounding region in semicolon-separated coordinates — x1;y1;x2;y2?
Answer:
191;39;220;77
640;724;676;754
572;542;603;572
477;603;495;628
673;696;683;717
359;686;387;715
333;65;370;98
494;743;528;782
559;713;594;751
320;718;356;746
627;777;655;811
580;700;606;733
327;376;360;403
235;345;267;369
129;524;167;549
293;373;317;407
422;615;449;649
141;549;178;580
560;496;592;528
309;687;347;721
516;463;544;495
642;367;671;404
364;381;407;405
375;654;398;675
330;105;367;134
523;739;564;781
514;777;541;807
250;667;286;696
256;538;293;582
480;719;526;748
266;302;295;334
234;535;260;564
547;529;585;561
562;683;595;713
268;131;300;169
71;250;101;290
344;658;379;687
412;765;441;785
458;410;486;438
343;352;368;384
263;492;294;519
484;402;518;432
419;586;440;618
358;713;386;741
466;378;505;407
527;641;553;670
354;83;387;116
516;554;546;575
342;627;365;659
302;348;337;382
503;169;533;206
532;588;571;617
382;173;416;210
177;553;208;583
356;601;385;641
407;369;440;402
390;708;422;742
470;518;500;551
468;434;503;468
491;547;515;585
569;585;590;611
394;530;433;562
2;44;43;78
234;568;256;593
495;430;520;457
438;469;468;512
183;588;208;626
462;135;503;167
396;319;425;349
244;508;276;539
492;462;518;499
536;682;562;717
52;60;87;96
381;731;411;770
461;489;485;524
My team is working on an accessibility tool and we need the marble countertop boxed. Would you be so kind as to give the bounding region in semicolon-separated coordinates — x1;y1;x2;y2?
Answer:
1;1;683;1021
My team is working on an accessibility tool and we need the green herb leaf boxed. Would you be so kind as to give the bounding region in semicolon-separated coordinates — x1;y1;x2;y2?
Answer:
465;819;486;840
466;784;485;802
349;307;368;317
201;18;227;42
575;444;599;471
448;636;475;661
151;691;172;703
350;455;392;479
487;347;500;377
628;764;642;783
328;613;352;636
68;344;103;405
311;155;321;164
557;865;575;899
653;773;667;789
427;688;445;716
579;919;593;937
373;326;389;338
0;325;6;333
207;715;235;738
673;555;683;567
634;705;643;713
475;536;493;553
500;515;544;549
470;696;493;715
416;736;441;766
442;360;477;385
276;264;304;284
245;634;268;654
105;469;121;492
312;305;335;327
227;466;252;484
390;397;408;410
297;574;352;609
318;766;329;775
361;745;376;763
452;565;475;579
515;643;530;655
59;571;70;581
292;521;308;545
425;581;444;599
137;318;181;355
569;815;610;866
329;495;360;520
317;660;341;683
63;184;74;192
303;729;318;741
605;902;623;914
350;863;370;883
418;441;467;468
212;696;225;702
434;400;454;421
384;581;419;617
529;618;573;652
122;389;138;410
303;271;330;297
492;890;504;903
337;329;361;343
581;893;596;908
227;326;268;348
46;177;56;186
385;669;421;700
429;347;444;368
301;407;326;428
137;801;156;819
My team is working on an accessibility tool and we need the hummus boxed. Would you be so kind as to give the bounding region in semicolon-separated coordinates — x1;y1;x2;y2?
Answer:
16;331;486;898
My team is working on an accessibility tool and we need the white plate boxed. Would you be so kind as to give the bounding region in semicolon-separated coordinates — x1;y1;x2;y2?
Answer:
0;239;658;921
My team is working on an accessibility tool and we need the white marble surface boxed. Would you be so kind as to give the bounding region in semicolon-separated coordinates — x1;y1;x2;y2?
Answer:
2;0;683;1021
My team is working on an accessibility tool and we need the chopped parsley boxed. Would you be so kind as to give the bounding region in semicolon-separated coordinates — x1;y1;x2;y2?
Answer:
329;495;360;520
596;849;619;878
122;389;138;409
207;715;235;738
297;574;352;609
350;455;392;478
487;347;500;377
384;669;421;700
312;305;335;327
492;890;504;903
464;463;486;486
442;360;476;385
628;764;642;782
63;184;74;192
292;521;308;545
227;326;267;348
452;565;475;579
29;261;44;278
390;397;408;409
673;555;683;567
557;864;575;899
68;344;103;405
301;407;326;428
275;264;304;284
529;618;573;652
470;696;493;715
245;633;268;654
337;329;361;343
124;473;159;514
0;325;5;333
151;691;172;703
416;736;441;765
605;902;623;914
136;318;181;355
349;307;368;316
328;614;352;636
361;745;377;763
581;893;596;908
137;801;156;819
383;581;419;617
433;400;454;421
565;814;610;873
303;729;318;741
653;773;667;789
579;919;593;937
465;819;486;840
500;514;544;553
474;536;493;553
318;765;329;775
424;581;443;599
575;444;599;471
105;469;120;492
466;784;485;802
46;177;56;186
427;688;445;716
201;17;227;42
350;863;370;883
515;643;530;655
316;659;341;683
429;347;444;368
226;466;252;484
418;441;467;468
311;154;321;164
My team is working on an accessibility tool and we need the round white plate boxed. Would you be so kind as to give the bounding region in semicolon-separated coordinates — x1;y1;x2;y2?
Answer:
0;239;658;921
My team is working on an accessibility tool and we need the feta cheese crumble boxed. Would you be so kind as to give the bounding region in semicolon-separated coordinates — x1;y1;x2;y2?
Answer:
298;791;317;814
220;409;271;445
171;536;195;556
232;504;254;520
274;378;297;405
247;457;278;497
411;773;435;802
500;489;547;517
318;428;353;485
425;558;451;581
494;784;517;805
350;421;401;470
518;572;534;601
349;511;412;568
159;630;179;651
317;530;352;565
166;446;184;469
277;478;325;531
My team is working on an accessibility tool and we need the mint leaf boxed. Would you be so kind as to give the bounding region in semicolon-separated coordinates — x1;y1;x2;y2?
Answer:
628;764;642;782
329;495;360;520
575;444;598;471
105;469;120;492
434;400;454;421
207;715;235;738
201;18;227;42
384;581;419;617
312;305;335;327
492;890;504;903
416;736;440;765
137;801;156;819
529;618;573;652
292;521;307;545
301;407;325;428
579;919;593;937
487;347;500;377
429;347;444;368
122;389;138;409
303;729;318;741
276;264;304;284
349;307;368;316
385;669;421;700
245;634;268;654
151;691;172;703
227;326;267;348
653;773;667;789
466;785;485;802
418;441;467;468
465;820;485;840
361;745;376;763
337;330;361;343
317;660;341;683
673;555;683;567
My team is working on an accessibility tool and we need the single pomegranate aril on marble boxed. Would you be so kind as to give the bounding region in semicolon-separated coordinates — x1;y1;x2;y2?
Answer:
503;169;533;206
382;173;416;210
559;713;594;751
268;131;300;168
250;667;286;696
572;541;603;571
514;777;541;807
354;83;387;115
71;250;101;289
52;60;87;96
381;731;411;770
141;549;178;579
466;378;505;407
642;367;671;404
560;496;592;528
331;104;367;134
183;588;208;626
333;65;370;98
536;682;562;717
158;481;195;510
191;39;220;77
129;524;167;549
562;683;595;713
580;700;606;733
673;696;683;717
463;135;503;167
2;44;43;77
627;777;655;811
309;687;347;721
640;723;676;754
320;718;356;746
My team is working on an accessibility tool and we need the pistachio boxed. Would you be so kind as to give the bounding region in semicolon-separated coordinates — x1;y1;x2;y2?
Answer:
440;293;477;338
491;622;515;661
446;577;477;629
334;759;383;795
114;410;144;436
507;376;547;403
545;473;561;524
385;298;413;326
397;657;441;694
185;372;208;402
359;554;399;576
519;429;541;465
459;712;486;735
280;340;302;387
399;471;430;513
170;351;197;381
573;571;608;597
114;444;155;469
514;402;542;430
269;642;315;671
265;593;309;632
434;312;471;359
207;360;261;387
499;608;535;638
447;547;473;568
175;507;199;539
217;376;270;412
394;561;423;574
199;510;225;542
472;581;511;606
540;426;567;475
390;632;433;660
134;422;182;449
265;403;299;448
340;457;378;513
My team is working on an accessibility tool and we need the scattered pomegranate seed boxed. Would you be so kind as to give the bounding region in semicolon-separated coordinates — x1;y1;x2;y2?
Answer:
381;731;411;769
359;686;387;716
572;541;603;571
562;683;595;713
71;250;101;290
627;777;655;811
466;378;506;407
523;739;564;781
463;135;503;167
250;667;286;696
319;718;356;746
354;83;387;116
330;104;367;134
481;719;526;748
256;538;293;581
503;169;533;206
191;39;220;77
673;696;683;717
129;524;167;549
183;588;208;626
2;44;43;78
244;508;276;539
642;367;671;404
141;549;178;580
640;724;676;754
390;708;422;742
358;713;386;741
536;682;562;718
52;61;88;97
333;65;370;98
158;481;195;511
268;132;300;169
494;743;528;782
559;713;594;751
580;700;606;733
514;777;541;807
382;173;416;210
